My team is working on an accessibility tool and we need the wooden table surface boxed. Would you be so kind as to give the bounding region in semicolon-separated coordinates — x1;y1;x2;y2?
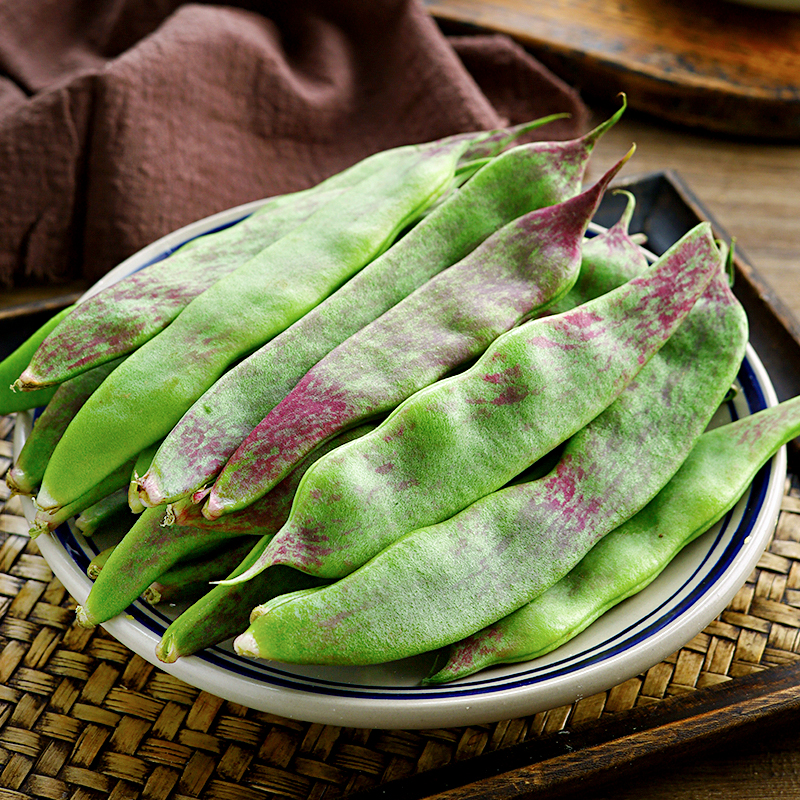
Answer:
540;107;800;799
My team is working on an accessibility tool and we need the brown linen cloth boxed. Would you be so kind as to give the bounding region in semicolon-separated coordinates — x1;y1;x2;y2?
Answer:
0;0;589;290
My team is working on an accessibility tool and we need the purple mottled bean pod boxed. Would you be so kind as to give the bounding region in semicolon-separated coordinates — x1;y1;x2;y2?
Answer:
222;219;722;586
138;104;626;508
203;151;631;518
235;244;748;666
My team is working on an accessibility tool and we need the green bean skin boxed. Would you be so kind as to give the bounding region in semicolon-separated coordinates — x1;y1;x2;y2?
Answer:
29;458;136;539
0;305;74;414
20;118;559;391
155;536;326;664
427;395;800;682
233;241;747;666
138;106;625;509
203;152;629;519
6;358;124;497
74;504;249;628
74;488;130;537
36;140;467;513
224;220;721;589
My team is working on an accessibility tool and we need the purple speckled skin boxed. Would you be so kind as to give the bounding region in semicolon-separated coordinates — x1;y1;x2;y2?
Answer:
21;119;560;390
242;245;749;667
433;392;798;682
170;423;376;536
204;153;631;518
139;106;626;508
226;222;722;591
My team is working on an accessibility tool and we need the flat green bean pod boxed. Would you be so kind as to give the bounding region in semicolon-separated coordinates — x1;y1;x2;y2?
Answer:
7;357;125;496
75;504;250;628
0;305;74;415
233;241;748;666
224;218;723;586
138;103;626;508
36;136;475;513
427;394;800;682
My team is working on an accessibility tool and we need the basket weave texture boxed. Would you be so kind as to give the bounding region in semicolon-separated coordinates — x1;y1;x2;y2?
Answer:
1;411;799;799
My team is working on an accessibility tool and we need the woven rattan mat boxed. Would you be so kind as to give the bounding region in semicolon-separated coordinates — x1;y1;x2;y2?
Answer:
1;411;799;800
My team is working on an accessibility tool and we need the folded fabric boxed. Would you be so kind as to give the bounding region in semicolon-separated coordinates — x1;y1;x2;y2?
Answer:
0;0;588;288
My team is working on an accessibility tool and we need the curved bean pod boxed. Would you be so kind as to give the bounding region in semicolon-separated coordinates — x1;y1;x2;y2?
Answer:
168;422;377;535
74;489;130;537
74;504;250;628
203;150;631;518
142;536;256;606
6;357;124;496
155;537;326;664
19;117;560;391
37;137;469;512
223;218;721;585
235;249;747;665
29;458;136;539
138;104;626;508
427;394;800;682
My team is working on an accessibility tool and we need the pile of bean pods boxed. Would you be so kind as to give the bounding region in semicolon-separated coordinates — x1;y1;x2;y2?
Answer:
5;97;800;682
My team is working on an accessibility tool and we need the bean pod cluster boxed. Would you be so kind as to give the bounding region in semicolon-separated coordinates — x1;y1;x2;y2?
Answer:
5;99;800;682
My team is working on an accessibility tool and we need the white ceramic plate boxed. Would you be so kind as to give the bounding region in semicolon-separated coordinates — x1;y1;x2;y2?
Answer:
13;202;787;730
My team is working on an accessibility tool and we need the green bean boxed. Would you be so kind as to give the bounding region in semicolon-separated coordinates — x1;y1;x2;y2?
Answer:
550;190;648;314
37;137;471;513
6;357;124;496
137;104;626;508
0;305;74;414
128;439;162;514
235;247;747;666
75;503;251;627
142;537;259;606
29;458;135;539
74;489;130;537
166;422;377;535
18;117;560;391
203;150;630;519
427;394;800;682
155;537;326;664
87;546;115;580
224;218;721;586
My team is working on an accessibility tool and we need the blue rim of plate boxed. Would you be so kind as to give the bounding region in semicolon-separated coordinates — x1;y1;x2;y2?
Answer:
20;204;786;728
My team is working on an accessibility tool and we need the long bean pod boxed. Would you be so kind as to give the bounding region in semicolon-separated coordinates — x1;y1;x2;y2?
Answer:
75;505;253;627
167;423;377;534
235;247;747;665
137;105;626;508
6;358;124;496
203;152;631;517
155;538;326;664
19;118;560;391
36;137;471;512
29;459;136;538
142;536;256;606
427;395;800;682
223;220;722;585
74;489;130;537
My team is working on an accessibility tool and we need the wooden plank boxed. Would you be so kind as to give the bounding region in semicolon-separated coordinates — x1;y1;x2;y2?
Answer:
425;0;800;139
